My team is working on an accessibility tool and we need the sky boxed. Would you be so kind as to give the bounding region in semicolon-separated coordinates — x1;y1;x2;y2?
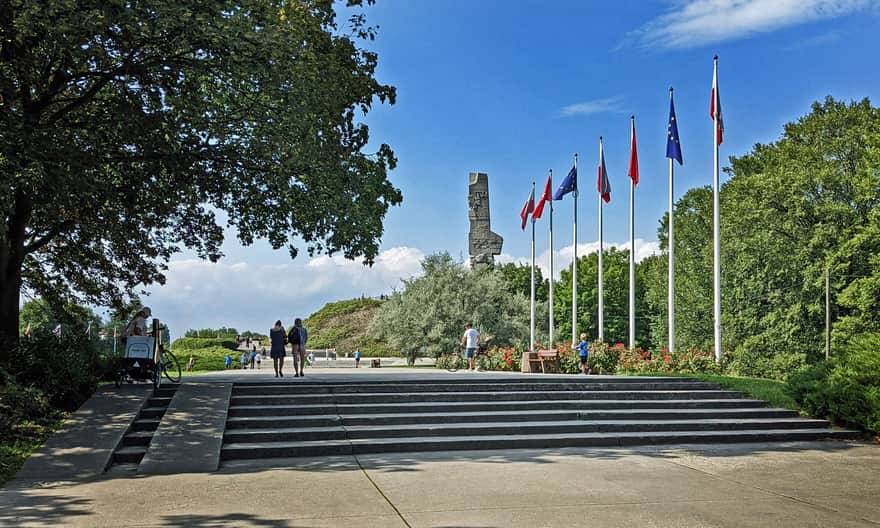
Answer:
142;0;880;337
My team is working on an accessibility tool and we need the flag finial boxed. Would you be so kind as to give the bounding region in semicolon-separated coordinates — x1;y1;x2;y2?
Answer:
714;54;718;60
669;86;674;93
630;114;634;120
599;136;603;141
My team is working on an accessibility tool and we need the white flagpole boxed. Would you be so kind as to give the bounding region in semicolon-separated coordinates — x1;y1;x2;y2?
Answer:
712;56;722;363
598;137;605;342
548;170;554;349
530;183;536;354
572;154;578;345
669;89;676;354
629;118;636;350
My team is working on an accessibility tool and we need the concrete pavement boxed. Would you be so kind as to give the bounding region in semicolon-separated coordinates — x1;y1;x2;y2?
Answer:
1;441;877;527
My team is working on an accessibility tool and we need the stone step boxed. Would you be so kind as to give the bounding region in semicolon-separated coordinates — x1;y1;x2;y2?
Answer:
131;418;161;432
223;417;829;443
122;431;155;446
226;398;767;418
139;406;168;419
113;445;148;464
220;428;861;459
233;376;697;388
228;390;745;406
148;396;172;406
230;381;720;396
225;407;797;429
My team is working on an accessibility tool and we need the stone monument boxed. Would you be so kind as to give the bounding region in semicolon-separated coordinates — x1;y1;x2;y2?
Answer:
468;172;503;265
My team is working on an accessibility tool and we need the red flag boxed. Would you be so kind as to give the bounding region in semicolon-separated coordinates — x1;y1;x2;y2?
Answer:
520;186;535;230
532;173;552;219
711;58;723;145
597;139;611;203
628;118;639;186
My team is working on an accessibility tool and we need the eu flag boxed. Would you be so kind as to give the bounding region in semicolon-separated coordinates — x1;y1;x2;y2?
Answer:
666;95;683;165
553;164;577;200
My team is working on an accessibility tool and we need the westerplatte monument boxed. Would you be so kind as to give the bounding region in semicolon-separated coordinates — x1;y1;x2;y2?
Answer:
467;172;503;265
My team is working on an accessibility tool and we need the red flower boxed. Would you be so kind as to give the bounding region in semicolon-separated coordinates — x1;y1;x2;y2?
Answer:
663;355;671;362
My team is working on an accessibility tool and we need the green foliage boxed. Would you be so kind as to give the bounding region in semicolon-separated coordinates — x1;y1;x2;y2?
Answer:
305;298;395;357
171;337;238;351
18;299;103;340
786;333;880;434
554;248;653;348
496;263;549;303
0;0;400;364
8;332;114;411
184;328;239;339
0;383;64;486
371;253;533;361
174;346;235;372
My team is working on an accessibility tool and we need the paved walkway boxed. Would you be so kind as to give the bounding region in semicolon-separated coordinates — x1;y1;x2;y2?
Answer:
1;441;877;527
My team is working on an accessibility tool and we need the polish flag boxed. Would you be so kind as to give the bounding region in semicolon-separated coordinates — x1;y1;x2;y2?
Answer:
711;57;724;145
520;187;535;230
532;173;552;220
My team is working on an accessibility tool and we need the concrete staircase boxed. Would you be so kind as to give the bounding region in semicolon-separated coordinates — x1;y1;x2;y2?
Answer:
220;377;859;460
112;383;180;466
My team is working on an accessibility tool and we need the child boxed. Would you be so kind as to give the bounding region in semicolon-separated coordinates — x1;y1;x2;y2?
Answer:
573;333;590;375
224;354;232;369
240;352;248;369
186;356;195;372
255;350;262;369
354;348;361;368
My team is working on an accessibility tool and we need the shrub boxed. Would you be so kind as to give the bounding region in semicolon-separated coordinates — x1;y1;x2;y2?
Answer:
728;337;807;380
171;337;238;351
9;333;113;411
0;384;54;443
786;333;880;435
173;346;239;371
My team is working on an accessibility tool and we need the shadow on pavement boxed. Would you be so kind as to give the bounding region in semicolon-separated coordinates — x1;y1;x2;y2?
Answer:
0;491;93;526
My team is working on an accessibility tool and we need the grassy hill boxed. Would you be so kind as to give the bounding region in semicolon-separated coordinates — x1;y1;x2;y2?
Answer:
304;298;397;357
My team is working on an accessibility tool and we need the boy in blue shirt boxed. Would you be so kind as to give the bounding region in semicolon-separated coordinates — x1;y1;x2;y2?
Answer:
224;354;232;369
573;333;590;375
354;349;361;368
240;352;248;369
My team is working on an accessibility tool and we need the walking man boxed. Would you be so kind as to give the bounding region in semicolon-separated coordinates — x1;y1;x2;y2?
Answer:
461;323;479;372
288;318;308;377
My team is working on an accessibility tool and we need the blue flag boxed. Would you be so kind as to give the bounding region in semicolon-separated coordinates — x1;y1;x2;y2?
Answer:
553;165;577;200
666;95;683;165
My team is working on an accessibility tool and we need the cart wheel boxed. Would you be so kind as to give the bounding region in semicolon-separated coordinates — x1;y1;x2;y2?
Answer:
152;368;160;388
162;350;182;383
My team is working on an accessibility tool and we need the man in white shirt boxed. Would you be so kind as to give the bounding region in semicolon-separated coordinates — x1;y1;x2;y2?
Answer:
460;323;479;371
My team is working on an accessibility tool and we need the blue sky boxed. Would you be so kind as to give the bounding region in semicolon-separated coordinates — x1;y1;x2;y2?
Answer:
144;0;880;337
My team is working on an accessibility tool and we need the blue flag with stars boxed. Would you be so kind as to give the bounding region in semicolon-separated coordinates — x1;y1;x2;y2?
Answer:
553;164;577;200
666;95;683;165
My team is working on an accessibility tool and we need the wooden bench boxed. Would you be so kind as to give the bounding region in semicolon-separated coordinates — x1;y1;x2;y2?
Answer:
528;349;559;373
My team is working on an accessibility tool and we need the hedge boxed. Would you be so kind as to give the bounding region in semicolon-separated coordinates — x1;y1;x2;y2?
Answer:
171;337;238;351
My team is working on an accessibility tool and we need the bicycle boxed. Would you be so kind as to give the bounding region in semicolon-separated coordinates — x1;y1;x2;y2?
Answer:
159;344;182;383
444;344;488;372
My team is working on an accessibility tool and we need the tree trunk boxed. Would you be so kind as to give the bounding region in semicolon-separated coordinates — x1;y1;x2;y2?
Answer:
0;273;21;367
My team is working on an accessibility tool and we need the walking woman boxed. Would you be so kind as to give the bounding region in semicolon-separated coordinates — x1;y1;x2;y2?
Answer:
269;320;287;377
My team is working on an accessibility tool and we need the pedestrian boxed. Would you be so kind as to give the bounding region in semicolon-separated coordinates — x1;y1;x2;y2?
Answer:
224;354;232;369
354;348;361;368
240;352;248;369
186;356;195;372
256;350;262;369
269;320;286;377
287;318;308;377
460;323;479;371
573;333;590;375
249;349;256;369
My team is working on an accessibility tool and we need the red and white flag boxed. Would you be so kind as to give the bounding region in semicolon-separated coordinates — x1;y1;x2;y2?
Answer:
520;186;535;230
24;323;31;338
711;58;724;145
628;118;639;186
532;173;552;220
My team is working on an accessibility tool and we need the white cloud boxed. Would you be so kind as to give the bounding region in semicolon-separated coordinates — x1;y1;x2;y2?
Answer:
142;247;424;336
501;239;662;280
625;0;870;50
781;29;842;50
559;96;626;117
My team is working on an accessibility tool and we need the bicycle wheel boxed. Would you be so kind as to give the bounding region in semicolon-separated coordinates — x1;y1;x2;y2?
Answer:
162;350;182;383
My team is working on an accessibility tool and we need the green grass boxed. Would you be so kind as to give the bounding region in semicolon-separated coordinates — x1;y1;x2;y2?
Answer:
0;414;65;487
634;372;800;412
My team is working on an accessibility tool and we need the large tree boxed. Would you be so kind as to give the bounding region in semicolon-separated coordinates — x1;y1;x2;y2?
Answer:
0;0;401;363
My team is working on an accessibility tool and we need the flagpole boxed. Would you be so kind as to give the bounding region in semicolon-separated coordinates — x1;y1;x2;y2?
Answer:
598;137;605;343
669;90;676;355
530;182;536;354
572;154;578;345
629;118;636;350
548;170;554;349
712;55;722;363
